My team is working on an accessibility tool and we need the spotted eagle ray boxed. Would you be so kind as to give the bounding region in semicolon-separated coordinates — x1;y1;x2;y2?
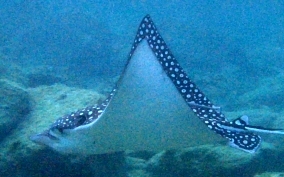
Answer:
31;15;284;154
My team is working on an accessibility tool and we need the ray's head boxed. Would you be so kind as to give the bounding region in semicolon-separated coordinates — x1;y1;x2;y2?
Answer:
30;106;103;154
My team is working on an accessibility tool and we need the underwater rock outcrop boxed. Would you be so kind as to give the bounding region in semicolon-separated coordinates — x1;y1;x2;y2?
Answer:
0;79;30;141
0;84;106;176
145;145;254;177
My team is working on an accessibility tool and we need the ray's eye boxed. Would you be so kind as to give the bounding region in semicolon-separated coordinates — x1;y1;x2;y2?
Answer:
58;128;63;134
76;115;87;126
50;127;64;134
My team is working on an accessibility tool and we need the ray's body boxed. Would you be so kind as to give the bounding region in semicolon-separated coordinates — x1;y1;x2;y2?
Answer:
31;15;284;154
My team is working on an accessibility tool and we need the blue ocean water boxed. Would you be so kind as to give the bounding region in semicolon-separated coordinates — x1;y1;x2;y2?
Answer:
1;0;284;176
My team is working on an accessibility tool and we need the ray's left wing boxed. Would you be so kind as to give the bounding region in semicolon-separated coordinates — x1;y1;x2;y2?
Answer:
130;15;262;153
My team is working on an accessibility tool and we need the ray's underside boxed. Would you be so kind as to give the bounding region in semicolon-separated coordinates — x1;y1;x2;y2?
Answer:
31;15;266;154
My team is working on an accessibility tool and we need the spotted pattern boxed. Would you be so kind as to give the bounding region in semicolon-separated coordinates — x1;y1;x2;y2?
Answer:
49;15;261;152
128;15;261;152
50;88;116;130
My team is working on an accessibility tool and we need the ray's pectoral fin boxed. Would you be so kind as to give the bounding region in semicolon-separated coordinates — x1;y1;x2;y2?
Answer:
133;15;276;153
216;115;284;153
228;132;261;153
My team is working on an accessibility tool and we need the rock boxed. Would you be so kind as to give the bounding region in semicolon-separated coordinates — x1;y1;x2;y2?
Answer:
238;73;284;111
25;65;64;88
255;172;284;177
269;109;284;151
146;145;256;177
126;156;151;177
127;169;151;177
126;156;147;170
0;84;106;176
0;79;30;141
0;59;28;87
144;143;284;177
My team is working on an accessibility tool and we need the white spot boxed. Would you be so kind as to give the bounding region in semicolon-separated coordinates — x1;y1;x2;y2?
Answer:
174;68;179;72
183;80;188;84
161;45;165;50
140;31;143;35
88;111;93;115
194;89;198;92
171;74;175;77
208;125;213;129
235;120;241;125
181;89;186;93
243;140;248;144
179;74;184;77
190;84;194;88
186;94;191;98
198;94;202;97
251;138;255;141
204;120;209;124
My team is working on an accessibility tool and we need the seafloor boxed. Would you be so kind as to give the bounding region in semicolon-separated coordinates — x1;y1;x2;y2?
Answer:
1;55;284;176
1;1;284;177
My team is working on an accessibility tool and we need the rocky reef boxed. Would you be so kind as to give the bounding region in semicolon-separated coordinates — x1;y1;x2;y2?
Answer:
0;61;284;177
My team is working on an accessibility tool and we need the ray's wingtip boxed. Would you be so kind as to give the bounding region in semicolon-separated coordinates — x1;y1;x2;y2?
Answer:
143;14;152;20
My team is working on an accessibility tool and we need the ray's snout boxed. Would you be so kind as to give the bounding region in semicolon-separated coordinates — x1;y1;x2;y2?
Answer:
30;133;48;145
30;130;58;146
